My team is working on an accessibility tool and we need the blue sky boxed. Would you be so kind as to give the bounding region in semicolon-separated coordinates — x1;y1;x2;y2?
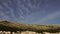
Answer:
0;0;60;24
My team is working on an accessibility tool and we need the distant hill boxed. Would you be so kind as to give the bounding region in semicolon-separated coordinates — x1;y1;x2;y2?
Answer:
0;21;60;33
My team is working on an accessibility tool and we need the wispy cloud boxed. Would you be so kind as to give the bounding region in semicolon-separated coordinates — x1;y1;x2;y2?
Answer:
37;11;60;23
0;0;60;24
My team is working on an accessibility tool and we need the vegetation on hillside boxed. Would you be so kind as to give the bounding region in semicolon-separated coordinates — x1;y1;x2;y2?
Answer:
0;21;60;33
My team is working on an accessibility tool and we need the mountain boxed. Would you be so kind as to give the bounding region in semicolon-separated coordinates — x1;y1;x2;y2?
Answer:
0;21;60;33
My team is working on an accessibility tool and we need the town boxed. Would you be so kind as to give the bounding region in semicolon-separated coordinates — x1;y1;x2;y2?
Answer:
0;31;60;34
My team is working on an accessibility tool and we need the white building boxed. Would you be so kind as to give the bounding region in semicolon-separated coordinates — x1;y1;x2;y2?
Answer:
12;32;18;34
0;31;2;34
43;32;51;34
21;31;37;34
0;31;60;34
43;32;60;34
17;31;21;34
1;31;11;34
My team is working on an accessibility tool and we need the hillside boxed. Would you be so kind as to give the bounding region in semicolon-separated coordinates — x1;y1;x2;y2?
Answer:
0;21;60;33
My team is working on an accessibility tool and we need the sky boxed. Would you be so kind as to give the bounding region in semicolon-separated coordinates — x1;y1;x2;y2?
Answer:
0;0;60;24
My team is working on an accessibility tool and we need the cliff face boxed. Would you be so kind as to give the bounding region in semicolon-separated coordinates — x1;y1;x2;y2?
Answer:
0;21;60;33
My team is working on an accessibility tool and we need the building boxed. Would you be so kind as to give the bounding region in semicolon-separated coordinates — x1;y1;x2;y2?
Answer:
17;31;21;34
0;31;2;34
0;31;60;34
1;31;11;34
21;31;37;34
43;32;51;34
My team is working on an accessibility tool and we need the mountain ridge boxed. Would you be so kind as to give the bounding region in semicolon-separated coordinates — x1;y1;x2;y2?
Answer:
0;21;60;33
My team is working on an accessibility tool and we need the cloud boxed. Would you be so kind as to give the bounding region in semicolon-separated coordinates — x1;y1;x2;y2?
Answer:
37;11;60;23
3;2;16;18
